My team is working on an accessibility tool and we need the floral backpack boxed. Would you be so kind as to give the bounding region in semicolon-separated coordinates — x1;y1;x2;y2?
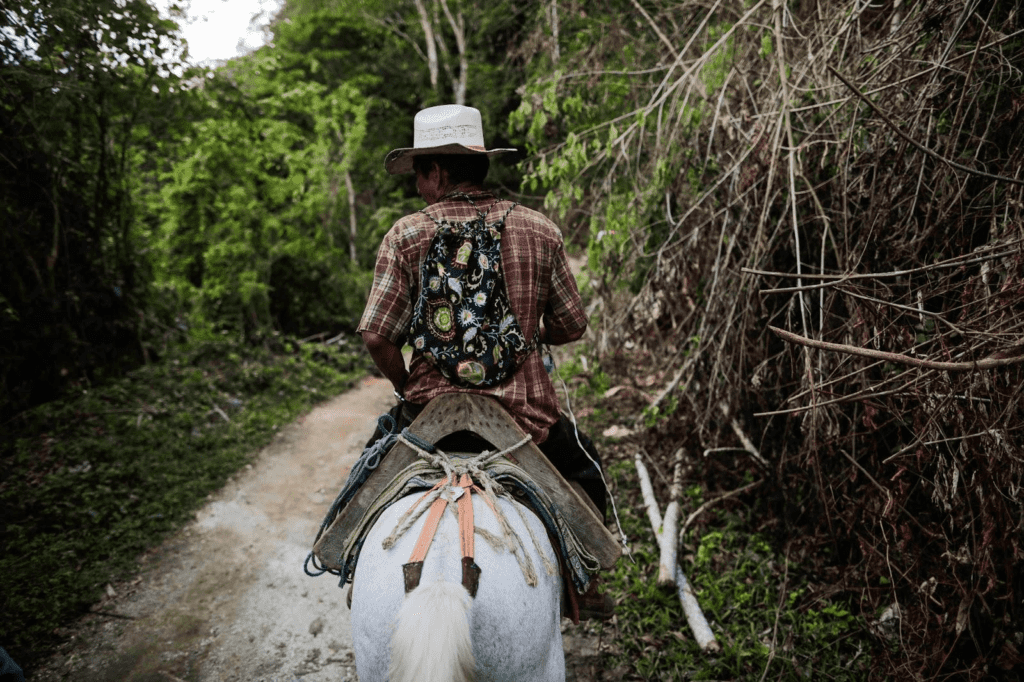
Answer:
408;193;537;388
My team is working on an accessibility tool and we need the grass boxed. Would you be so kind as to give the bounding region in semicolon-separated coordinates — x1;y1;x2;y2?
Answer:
555;347;874;680
0;332;373;670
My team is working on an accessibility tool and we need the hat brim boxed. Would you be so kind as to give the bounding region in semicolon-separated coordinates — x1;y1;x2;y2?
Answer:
384;143;518;175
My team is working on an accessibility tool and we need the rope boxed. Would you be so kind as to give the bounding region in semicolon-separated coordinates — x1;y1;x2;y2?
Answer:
511;498;558;577
381;483;447;551
382;435;541;587
304;412;402;577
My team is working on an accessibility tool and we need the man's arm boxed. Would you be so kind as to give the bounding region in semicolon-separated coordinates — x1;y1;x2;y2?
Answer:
361;331;410;395
540;238;588;346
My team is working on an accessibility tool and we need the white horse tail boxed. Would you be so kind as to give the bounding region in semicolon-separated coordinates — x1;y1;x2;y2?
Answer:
389;580;475;682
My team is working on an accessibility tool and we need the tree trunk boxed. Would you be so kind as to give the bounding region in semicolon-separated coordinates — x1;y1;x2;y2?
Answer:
413;0;439;92
344;170;357;263
438;0;467;105
550;0;560;65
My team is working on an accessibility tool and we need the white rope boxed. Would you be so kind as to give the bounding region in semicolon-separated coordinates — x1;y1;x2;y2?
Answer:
547;348;632;559
381;484;447;550
511;497;558;577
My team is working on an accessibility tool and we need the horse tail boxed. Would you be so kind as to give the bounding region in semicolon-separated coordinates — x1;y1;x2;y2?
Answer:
389;580;475;682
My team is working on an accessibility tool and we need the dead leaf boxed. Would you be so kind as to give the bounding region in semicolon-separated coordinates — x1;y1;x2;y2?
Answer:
602;425;633;439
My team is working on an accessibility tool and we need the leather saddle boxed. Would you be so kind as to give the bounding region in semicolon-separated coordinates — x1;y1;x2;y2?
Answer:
312;393;621;572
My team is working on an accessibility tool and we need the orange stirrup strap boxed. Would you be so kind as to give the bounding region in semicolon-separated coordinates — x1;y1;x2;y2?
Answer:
457;473;474;560
402;473;482;597
407;475;454;564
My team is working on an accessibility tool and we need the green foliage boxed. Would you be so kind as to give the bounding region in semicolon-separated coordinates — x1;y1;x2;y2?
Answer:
600;462;870;680
0;0;189;420
0;335;372;667
150;50;376;337
702;25;736;92
641;393;678;427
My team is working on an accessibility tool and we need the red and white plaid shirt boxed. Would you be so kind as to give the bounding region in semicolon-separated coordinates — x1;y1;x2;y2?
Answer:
358;192;587;443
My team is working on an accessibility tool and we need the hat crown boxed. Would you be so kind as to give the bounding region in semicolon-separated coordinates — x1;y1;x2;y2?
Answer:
413;105;485;150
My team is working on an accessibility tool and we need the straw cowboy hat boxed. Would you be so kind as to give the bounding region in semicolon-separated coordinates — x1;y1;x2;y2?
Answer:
384;104;517;175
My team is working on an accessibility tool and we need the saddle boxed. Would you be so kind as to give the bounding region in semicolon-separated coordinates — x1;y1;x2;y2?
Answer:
311;394;621;588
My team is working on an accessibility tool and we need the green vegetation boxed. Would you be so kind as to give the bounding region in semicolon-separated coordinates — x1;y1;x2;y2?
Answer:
602;463;867;681
0;334;372;664
556;353;872;680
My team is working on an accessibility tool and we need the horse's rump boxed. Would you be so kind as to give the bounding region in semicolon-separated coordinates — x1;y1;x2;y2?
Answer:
351;488;565;682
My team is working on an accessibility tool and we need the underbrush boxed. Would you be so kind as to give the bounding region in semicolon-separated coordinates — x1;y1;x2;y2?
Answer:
0;333;372;669
600;462;869;681
556;346;873;680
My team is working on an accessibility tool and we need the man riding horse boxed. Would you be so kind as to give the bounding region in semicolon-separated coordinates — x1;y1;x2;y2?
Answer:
357;104;612;618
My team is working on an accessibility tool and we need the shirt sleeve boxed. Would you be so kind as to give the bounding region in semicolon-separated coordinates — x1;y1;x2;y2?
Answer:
357;227;414;344
543;240;588;339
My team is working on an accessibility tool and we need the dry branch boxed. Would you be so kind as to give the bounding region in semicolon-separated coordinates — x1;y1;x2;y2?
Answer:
657;448;685;586
634;453;663;532
744;239;1024;284
633;454;720;653
718;402;768;468
540;0;1024;674
678;480;763;542
828;66;1024;187
769;325;1024;371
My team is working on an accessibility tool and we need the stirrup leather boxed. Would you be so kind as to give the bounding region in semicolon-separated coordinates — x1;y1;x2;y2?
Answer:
401;473;490;598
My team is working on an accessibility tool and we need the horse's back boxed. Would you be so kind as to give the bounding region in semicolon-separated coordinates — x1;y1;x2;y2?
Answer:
351;491;564;682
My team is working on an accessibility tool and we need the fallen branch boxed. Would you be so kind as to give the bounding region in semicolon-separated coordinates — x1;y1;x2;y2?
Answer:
718;402;769;468
633;455;720;653
634;453;663;532
770;326;1024;371
658;449;684;587
211;403;231;423
675;568;720;653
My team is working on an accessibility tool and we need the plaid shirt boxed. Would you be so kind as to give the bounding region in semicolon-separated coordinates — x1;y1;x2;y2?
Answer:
358;192;587;443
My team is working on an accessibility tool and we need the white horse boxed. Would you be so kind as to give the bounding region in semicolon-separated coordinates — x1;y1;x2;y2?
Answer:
350;484;564;682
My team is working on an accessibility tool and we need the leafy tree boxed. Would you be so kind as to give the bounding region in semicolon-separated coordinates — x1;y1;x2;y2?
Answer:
153;62;375;336
0;0;187;419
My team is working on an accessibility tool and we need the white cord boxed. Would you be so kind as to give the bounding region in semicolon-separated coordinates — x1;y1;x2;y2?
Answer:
546;347;632;560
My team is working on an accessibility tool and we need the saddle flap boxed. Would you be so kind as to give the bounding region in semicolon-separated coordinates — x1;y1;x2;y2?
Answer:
313;394;621;572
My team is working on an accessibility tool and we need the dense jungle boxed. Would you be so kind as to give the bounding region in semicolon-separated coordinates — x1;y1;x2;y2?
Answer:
2;0;1023;679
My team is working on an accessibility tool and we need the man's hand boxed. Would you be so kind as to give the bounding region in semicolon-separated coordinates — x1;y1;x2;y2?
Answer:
361;331;410;395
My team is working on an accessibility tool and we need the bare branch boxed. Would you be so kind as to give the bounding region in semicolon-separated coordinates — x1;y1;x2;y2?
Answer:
770;326;1024;371
828;65;1024;187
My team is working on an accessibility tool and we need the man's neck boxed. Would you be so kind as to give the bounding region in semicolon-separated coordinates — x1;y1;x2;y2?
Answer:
435;183;487;201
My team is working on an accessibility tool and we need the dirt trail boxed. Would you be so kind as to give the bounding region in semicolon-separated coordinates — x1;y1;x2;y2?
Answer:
38;376;394;682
